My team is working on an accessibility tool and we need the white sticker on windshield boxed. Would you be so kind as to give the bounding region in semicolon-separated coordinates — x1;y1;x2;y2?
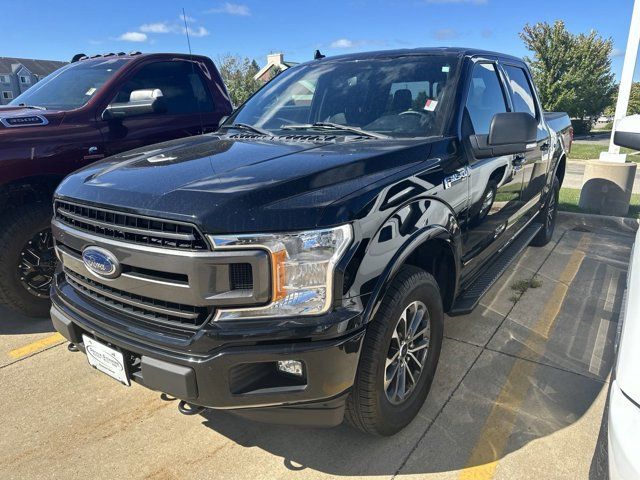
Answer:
85;87;97;96
424;99;438;111
442;66;450;73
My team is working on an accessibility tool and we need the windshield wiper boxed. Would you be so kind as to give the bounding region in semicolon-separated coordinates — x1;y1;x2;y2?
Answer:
281;122;390;139
225;123;271;136
17;103;47;110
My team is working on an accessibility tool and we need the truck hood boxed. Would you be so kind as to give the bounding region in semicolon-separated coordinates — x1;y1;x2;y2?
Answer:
56;133;437;233
0;106;65;129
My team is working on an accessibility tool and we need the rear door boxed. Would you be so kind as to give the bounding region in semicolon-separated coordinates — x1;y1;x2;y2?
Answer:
501;63;551;219
100;59;219;156
460;60;525;271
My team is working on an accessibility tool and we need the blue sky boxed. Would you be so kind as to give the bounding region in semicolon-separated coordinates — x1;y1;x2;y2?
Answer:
6;0;636;80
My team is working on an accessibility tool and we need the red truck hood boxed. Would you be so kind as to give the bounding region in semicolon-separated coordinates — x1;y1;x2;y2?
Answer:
0;106;65;128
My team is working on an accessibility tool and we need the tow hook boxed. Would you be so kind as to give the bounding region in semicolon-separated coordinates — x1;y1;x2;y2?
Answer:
67;343;79;352
177;400;206;416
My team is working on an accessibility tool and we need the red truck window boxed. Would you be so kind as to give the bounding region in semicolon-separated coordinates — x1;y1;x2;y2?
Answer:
114;61;215;114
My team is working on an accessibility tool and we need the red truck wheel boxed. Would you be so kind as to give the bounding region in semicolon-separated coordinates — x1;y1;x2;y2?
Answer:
0;202;54;318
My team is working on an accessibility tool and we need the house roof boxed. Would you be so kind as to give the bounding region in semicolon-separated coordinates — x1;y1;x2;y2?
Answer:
0;57;67;76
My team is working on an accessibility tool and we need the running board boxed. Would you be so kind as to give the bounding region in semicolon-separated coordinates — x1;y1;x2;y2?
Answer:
448;223;542;316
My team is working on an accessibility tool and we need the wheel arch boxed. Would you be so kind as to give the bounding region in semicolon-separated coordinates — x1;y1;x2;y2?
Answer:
361;225;461;325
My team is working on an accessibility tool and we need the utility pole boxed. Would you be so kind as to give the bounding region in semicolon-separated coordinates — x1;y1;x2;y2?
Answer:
602;0;640;161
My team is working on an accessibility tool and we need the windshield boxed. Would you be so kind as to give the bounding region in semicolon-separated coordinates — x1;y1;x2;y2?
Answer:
229;54;461;138
10;58;130;110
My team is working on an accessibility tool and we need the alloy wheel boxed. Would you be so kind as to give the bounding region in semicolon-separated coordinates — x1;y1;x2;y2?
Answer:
18;229;56;298
384;300;431;405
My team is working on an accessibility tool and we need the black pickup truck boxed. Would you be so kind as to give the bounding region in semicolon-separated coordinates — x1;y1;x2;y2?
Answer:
50;48;571;436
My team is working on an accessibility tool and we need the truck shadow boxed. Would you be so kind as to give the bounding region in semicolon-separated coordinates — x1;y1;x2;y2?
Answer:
198;369;608;476
0;305;54;335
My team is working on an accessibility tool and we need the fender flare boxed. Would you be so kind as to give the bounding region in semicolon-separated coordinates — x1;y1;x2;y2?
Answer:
361;224;460;325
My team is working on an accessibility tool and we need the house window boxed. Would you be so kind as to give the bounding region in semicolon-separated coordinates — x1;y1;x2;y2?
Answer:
0;75;9;84
2;91;13;100
20;75;30;85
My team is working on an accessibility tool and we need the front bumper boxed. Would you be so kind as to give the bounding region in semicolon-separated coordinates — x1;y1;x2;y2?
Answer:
608;380;640;480
51;297;365;427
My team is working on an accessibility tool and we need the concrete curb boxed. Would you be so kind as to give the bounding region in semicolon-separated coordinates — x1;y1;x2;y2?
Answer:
558;211;639;235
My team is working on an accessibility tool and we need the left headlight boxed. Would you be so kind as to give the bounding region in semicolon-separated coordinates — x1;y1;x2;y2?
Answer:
208;224;352;320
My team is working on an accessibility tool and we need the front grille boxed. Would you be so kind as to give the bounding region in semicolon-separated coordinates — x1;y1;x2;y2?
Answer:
64;269;211;331
229;263;253;290
54;200;208;250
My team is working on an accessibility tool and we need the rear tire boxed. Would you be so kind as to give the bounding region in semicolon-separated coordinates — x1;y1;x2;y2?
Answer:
0;202;55;318
531;177;560;247
345;265;443;436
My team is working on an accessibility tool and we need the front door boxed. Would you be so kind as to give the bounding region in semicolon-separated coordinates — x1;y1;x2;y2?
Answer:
460;61;525;274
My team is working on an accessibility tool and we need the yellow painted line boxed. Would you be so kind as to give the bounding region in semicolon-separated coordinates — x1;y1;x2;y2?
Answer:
458;235;589;480
8;332;65;359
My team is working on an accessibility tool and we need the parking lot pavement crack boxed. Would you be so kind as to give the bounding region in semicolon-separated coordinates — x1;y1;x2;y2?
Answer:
483;345;608;384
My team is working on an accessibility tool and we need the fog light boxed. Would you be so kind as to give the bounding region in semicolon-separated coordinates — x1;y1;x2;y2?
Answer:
277;360;304;377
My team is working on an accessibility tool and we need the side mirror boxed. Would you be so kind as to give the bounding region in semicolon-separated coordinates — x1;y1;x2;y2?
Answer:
614;114;640;151
102;88;166;121
469;112;538;159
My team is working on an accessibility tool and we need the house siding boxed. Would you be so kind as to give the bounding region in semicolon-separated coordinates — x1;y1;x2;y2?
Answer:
0;57;66;105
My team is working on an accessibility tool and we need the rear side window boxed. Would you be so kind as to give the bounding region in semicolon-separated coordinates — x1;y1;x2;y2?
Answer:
114;61;214;114
465;63;507;135
504;65;537;118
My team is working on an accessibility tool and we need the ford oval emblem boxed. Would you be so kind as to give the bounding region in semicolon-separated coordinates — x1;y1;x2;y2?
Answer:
82;247;121;279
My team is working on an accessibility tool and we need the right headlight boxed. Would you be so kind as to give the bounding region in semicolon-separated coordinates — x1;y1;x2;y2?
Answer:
208;224;352;320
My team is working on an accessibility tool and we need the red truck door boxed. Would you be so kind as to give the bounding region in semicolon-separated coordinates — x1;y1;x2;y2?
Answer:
99;59;220;156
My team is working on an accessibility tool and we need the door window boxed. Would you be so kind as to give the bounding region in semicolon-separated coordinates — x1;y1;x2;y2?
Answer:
504;65;537;118
114;61;214;114
465;63;507;135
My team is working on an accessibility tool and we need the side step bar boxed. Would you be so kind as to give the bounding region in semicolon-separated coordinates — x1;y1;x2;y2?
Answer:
448;223;542;316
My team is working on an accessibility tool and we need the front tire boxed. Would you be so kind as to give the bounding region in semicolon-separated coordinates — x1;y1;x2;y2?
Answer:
531;177;560;247
345;265;444;436
0;202;55;318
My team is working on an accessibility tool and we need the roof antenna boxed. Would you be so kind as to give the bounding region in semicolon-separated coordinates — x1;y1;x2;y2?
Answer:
182;7;206;135
314;49;325;60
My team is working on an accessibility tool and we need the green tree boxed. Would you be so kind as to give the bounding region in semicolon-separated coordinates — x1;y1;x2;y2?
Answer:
605;82;640;116
520;21;616;133
218;55;262;107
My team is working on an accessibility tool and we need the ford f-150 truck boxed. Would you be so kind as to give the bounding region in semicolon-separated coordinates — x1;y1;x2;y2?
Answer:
0;52;232;317
50;48;571;435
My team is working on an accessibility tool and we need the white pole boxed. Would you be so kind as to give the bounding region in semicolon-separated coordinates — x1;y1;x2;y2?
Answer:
605;0;640;159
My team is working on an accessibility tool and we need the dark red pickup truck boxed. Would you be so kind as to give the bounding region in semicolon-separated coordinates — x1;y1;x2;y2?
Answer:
0;52;232;317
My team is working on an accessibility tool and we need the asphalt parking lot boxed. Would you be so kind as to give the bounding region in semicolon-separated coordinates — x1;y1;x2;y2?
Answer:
1;213;637;480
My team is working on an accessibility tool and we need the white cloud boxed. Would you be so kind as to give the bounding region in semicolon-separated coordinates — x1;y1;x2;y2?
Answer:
207;3;251;16
187;26;210;37
611;48;624;58
425;0;487;4
140;22;171;33
119;32;147;42
330;38;357;49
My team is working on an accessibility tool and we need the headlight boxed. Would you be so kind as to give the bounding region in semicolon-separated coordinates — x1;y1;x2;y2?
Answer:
208;224;352;320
